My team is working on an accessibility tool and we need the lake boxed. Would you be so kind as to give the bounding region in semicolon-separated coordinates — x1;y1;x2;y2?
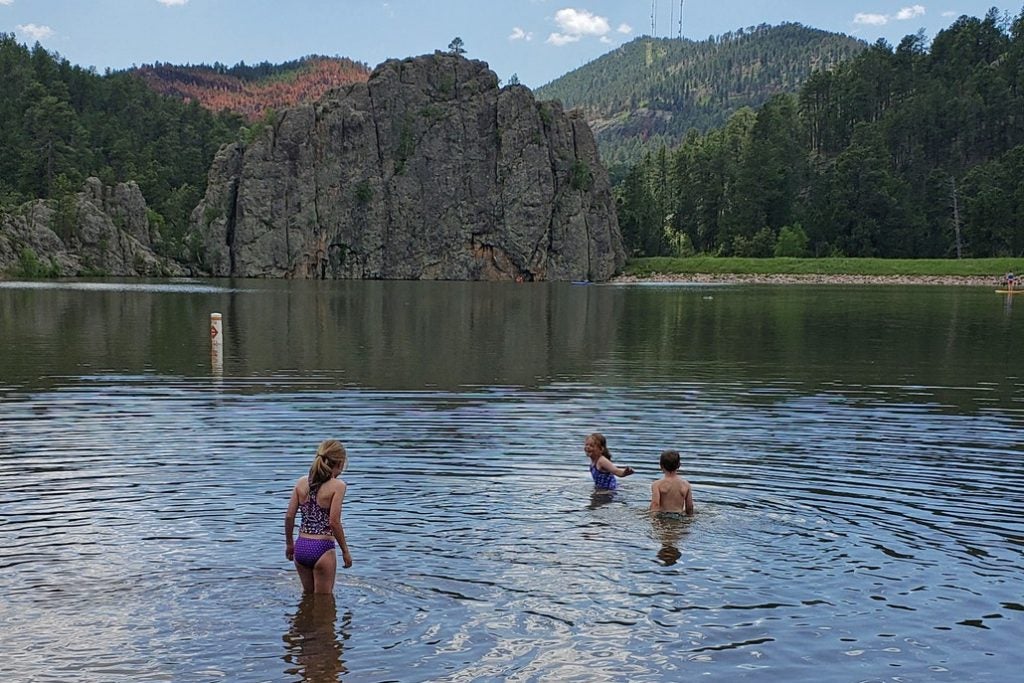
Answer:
1;279;1021;682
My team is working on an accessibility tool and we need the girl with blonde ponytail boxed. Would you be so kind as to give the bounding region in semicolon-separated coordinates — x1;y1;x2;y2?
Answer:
285;440;353;593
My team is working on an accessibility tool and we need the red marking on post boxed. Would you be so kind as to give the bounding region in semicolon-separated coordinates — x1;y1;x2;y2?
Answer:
211;326;219;339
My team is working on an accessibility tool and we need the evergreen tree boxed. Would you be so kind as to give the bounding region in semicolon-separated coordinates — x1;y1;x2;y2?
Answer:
0;33;243;257
615;7;1024;258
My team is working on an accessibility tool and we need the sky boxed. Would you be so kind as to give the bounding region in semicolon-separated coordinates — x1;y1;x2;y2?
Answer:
1;1;1019;88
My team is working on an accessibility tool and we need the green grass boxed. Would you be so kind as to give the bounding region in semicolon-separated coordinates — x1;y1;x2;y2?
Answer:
623;257;1024;277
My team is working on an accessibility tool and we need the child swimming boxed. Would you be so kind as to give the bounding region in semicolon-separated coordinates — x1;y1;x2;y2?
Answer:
584;432;634;490
650;450;695;516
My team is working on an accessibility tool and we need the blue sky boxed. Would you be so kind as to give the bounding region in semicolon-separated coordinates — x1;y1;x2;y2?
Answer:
1;1;1018;88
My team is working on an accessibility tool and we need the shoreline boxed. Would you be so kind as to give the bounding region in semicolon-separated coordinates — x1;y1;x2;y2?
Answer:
0;272;1008;287
611;273;1005;287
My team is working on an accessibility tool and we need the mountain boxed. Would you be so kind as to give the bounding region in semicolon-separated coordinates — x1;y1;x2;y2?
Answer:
0;35;620;280
535;23;866;167
615;10;1024;259
133;56;371;121
188;53;623;281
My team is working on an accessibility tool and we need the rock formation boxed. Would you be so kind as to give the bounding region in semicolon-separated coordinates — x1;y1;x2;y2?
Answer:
189;52;624;281
0;178;184;277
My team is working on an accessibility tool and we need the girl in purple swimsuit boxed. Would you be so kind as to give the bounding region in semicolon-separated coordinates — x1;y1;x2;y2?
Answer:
585;432;635;490
285;440;353;594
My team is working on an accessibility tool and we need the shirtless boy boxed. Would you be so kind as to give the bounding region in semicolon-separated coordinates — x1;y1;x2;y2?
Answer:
650;450;695;516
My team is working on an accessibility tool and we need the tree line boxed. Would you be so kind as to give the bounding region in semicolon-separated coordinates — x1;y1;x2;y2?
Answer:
0;34;242;260
135;57;370;122
616;8;1024;258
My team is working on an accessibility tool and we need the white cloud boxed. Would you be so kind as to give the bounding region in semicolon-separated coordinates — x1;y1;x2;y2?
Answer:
854;5;927;26
16;23;54;40
509;26;533;42
854;12;890;26
895;5;926;20
156;0;188;6
617;23;633;35
547;32;581;46
546;7;614;46
0;0;14;6
600;36;612;44
553;8;610;37
941;10;957;17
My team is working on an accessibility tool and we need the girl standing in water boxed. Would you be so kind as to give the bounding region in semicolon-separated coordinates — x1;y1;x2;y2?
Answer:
285;440;353;594
585;432;634;490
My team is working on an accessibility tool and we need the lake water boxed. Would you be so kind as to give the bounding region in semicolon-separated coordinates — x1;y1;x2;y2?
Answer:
1;279;1021;682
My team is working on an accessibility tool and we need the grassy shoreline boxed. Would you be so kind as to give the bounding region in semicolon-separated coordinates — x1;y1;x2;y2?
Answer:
622;257;1024;278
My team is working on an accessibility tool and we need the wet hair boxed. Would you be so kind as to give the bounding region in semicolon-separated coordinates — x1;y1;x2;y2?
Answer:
660;450;681;472
588;432;611;460
308;439;347;487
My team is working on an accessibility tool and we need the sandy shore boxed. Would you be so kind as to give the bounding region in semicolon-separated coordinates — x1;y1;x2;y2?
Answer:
611;272;1004;287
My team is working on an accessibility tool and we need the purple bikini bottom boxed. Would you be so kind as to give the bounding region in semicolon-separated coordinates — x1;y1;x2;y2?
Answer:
294;537;335;568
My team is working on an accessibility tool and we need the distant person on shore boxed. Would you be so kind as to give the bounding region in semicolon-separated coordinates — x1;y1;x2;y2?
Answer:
1004;272;1017;290
649;450;695;516
585;432;634;491
285;440;353;594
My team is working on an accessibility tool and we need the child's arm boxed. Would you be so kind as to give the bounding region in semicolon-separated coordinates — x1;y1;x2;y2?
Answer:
284;483;299;560
650;480;661;511
329;481;353;568
598;456;634;477
684;483;695;516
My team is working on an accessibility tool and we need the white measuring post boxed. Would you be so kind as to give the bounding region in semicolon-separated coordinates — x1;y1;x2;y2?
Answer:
210;312;223;374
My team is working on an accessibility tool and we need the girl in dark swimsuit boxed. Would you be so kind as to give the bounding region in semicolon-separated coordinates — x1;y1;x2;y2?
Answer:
285;440;353;594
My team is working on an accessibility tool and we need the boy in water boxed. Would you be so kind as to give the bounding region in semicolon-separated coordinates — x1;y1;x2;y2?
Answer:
650;450;695;516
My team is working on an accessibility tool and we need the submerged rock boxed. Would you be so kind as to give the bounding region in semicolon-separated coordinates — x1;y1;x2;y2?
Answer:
189;52;625;281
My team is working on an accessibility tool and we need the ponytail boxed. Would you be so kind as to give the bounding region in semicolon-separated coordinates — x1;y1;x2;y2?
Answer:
308;439;348;487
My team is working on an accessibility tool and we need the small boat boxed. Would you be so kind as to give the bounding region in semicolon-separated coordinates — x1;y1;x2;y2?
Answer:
996;289;1024;294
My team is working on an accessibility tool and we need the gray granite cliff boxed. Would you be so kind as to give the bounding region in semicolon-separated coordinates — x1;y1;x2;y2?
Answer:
0;178;184;277
188;52;624;281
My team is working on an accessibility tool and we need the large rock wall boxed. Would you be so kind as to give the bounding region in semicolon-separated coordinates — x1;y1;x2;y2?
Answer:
0;178;184;277
189;53;624;281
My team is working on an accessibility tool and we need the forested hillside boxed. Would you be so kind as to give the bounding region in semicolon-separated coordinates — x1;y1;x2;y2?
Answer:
536;23;866;168
134;56;370;121
0;34;243;259
616;9;1024;259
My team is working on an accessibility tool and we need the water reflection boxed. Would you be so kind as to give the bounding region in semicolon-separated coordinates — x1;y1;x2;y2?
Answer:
587;489;620;510
1;280;1019;408
650;512;692;566
283;594;351;682
0;281;1022;681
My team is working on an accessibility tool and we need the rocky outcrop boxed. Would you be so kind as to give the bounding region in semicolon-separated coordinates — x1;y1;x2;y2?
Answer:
0;178;185;277
189;52;624;281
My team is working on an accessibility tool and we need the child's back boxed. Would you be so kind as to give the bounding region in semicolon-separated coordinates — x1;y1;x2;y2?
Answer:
650;450;695;516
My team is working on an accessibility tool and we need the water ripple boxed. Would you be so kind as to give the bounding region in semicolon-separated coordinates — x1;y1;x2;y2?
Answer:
1;372;1022;681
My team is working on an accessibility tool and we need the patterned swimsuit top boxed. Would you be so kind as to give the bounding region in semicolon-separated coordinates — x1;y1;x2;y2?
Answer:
299;481;332;535
590;463;618;490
